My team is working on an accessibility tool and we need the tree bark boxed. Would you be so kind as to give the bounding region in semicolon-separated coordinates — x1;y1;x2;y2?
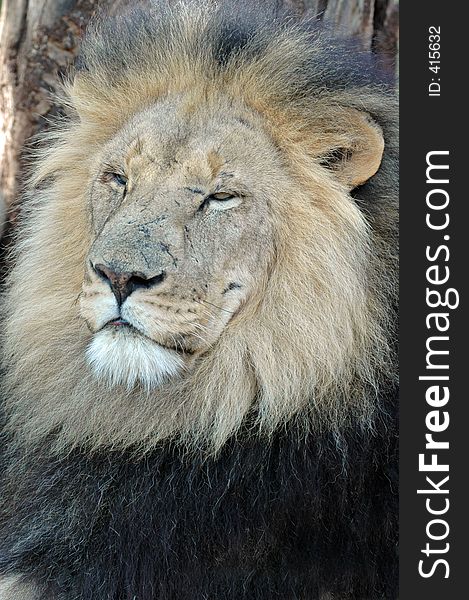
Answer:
0;0;398;242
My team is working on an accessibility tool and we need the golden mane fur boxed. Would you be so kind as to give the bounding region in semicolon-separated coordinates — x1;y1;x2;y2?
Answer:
0;0;398;455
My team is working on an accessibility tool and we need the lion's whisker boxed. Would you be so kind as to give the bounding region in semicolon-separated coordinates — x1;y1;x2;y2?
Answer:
193;298;235;315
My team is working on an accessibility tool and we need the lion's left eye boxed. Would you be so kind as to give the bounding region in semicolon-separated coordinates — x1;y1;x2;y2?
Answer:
198;192;241;212
209;192;235;201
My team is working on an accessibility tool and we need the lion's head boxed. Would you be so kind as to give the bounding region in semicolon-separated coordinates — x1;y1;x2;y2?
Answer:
1;0;398;454
80;96;277;389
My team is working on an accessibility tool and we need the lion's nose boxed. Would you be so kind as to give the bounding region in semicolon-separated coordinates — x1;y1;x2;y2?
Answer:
93;263;166;306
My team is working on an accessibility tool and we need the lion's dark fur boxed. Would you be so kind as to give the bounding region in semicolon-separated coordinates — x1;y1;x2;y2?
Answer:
0;1;398;598
0;392;398;599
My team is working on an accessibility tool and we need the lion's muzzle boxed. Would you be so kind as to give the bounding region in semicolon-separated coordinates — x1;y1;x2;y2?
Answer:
93;262;167;306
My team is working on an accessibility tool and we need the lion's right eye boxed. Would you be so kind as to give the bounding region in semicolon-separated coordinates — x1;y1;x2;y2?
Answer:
112;173;128;186
100;171;128;187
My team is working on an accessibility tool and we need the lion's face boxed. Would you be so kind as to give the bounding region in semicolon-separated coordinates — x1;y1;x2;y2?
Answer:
80;96;277;389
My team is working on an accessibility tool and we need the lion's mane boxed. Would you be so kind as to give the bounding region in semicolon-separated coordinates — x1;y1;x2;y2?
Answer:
1;0;397;455
0;2;398;598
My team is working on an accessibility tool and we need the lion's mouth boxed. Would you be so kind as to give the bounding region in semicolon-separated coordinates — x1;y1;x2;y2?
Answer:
104;319;193;355
108;318;129;327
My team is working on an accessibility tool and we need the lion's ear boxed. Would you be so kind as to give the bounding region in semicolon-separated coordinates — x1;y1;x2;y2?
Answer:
314;109;385;190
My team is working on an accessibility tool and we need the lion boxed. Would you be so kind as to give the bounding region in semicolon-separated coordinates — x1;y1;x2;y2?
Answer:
0;1;398;598
0;192;5;240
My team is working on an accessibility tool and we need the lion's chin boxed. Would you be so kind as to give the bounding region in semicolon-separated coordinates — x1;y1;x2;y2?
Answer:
86;327;185;391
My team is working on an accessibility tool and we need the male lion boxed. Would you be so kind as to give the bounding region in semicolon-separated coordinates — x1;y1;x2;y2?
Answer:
0;1;398;598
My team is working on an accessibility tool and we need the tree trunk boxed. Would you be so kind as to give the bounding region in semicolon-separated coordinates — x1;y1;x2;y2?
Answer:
0;0;398;243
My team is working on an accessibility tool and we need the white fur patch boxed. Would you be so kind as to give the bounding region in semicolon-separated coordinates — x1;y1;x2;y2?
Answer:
86;327;184;390
92;294;120;329
0;575;41;600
